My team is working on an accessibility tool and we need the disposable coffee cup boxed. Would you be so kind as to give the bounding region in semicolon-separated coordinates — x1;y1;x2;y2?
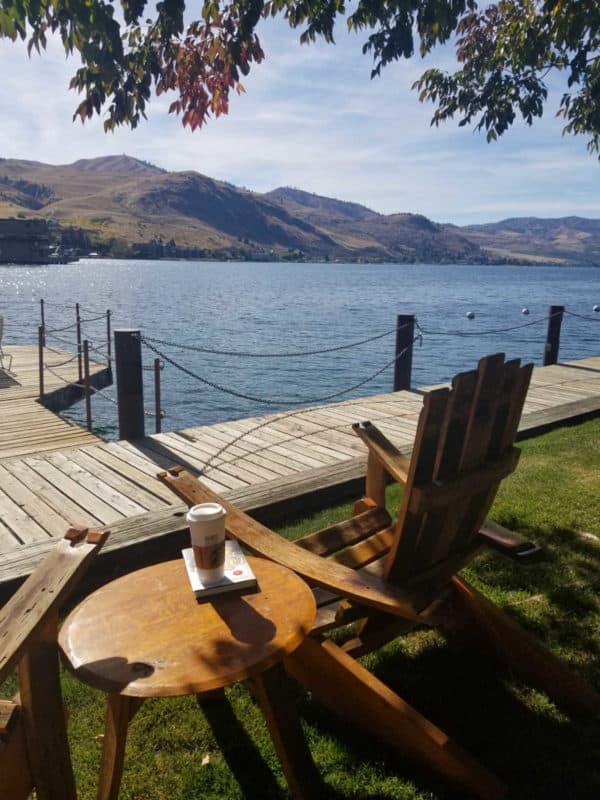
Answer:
187;503;226;585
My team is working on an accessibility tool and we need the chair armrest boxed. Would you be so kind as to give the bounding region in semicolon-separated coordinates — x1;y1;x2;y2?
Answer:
352;421;411;484
478;520;542;563
0;527;109;684
158;467;423;623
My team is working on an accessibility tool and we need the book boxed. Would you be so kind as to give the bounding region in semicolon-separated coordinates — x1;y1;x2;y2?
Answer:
182;539;258;599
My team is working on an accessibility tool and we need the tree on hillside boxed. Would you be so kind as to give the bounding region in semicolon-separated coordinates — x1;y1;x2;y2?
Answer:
0;0;598;153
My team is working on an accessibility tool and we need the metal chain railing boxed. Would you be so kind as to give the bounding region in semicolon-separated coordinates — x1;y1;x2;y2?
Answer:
45;352;79;369
415;310;563;338
140;334;420;408
42;362;117;404
140;326;399;358
564;309;600;322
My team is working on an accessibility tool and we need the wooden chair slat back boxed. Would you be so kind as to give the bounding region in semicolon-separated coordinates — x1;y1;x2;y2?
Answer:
406;368;493;572
433;368;479;481
450;360;533;556
383;387;449;581
384;354;531;584
458;353;507;472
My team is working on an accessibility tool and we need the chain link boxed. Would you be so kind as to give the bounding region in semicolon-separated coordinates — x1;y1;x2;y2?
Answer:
43;363;118;404
45;331;78;348
79;313;107;323
415;311;561;338
140;326;399;358
45;353;79;368
79;305;107;316
564;309;600;322
141;336;419;407
46;321;78;334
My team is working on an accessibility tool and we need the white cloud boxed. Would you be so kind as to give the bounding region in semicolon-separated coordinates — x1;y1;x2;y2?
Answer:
0;17;598;225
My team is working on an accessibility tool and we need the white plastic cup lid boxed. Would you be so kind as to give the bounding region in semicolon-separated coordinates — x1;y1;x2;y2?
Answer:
186;503;226;523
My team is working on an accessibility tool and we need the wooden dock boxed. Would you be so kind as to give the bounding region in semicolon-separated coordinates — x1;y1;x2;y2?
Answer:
0;354;599;595
0;345;110;459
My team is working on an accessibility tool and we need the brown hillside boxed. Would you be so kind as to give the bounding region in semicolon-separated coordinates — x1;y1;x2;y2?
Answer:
3;155;594;263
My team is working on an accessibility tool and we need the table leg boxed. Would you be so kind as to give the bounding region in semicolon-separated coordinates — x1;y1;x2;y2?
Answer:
246;663;322;800
97;694;144;800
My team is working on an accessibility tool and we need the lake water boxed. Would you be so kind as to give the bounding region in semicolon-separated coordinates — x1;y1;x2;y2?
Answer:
1;259;599;439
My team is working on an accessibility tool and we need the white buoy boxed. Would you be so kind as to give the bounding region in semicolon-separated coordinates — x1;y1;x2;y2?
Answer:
594;305;600;312
521;307;530;315
466;311;475;320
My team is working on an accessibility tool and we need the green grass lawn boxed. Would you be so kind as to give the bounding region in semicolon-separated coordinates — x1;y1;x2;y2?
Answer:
5;418;600;799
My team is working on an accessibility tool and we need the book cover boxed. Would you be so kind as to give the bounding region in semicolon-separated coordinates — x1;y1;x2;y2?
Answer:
182;539;258;599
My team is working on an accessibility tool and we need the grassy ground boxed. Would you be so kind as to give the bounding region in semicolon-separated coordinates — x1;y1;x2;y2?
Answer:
4;418;600;799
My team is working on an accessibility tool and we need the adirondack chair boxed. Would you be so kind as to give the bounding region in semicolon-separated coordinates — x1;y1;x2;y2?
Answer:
0;526;109;800
158;353;600;799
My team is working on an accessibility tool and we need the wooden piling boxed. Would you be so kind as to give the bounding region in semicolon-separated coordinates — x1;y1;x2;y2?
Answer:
76;303;82;383
114;329;145;440
40;299;46;347
106;310;112;366
83;340;92;431
543;305;564;366
393;314;415;391
38;325;44;402
154;358;162;434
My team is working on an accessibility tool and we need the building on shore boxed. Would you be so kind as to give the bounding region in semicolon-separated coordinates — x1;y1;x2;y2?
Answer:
0;218;51;264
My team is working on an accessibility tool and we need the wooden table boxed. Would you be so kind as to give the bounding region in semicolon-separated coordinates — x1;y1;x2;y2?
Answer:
59;556;319;799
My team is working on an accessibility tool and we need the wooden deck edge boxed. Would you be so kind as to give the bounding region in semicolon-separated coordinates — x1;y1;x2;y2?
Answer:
42;366;113;413
516;394;600;439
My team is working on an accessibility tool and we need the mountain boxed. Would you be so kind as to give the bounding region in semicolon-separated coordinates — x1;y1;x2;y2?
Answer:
461;217;600;266
265;187;378;222
264;188;483;262
0;155;598;264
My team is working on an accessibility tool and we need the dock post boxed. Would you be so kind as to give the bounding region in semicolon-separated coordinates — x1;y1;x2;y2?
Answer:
114;329;145;440
106;310;112;367
154;358;162;434
38;325;44;403
76;303;83;383
83;340;92;431
393;314;415;391
40;299;46;347
543;305;565;366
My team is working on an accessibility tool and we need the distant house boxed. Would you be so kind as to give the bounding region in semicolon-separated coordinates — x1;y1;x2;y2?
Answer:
0;218;51;264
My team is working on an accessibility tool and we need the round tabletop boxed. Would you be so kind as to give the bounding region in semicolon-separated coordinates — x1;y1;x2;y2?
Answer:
59;557;316;697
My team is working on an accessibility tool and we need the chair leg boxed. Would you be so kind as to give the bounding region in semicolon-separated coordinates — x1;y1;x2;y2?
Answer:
246;662;323;800
18;615;77;800
437;576;600;716
285;637;506;800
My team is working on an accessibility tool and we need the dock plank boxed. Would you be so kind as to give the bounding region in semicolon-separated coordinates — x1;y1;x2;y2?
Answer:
0;464;74;538
0;345;106;459
2;459;103;529
0;487;50;544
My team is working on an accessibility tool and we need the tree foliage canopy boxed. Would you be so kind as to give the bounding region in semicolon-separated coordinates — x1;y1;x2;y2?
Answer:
0;0;599;152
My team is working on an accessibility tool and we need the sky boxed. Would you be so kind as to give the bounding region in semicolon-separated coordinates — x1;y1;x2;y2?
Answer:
0;15;598;225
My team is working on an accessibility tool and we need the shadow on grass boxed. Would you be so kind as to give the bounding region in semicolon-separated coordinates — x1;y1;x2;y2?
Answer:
291;632;600;799
472;522;600;678
190;688;346;800
198;690;284;799
277;521;600;799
